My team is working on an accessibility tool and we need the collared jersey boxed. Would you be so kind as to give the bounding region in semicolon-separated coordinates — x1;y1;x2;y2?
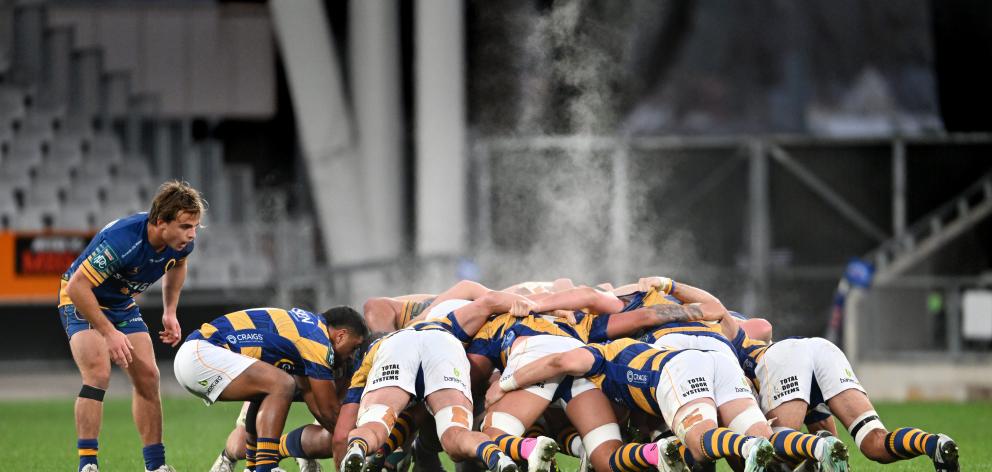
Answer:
59;213;194;309
399;298;434;327
581;338;688;417
187;307;336;380
467;311;611;370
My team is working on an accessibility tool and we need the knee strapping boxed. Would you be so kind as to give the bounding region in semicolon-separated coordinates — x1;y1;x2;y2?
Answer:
434;405;472;439
582;422;621;455
847;410;885;450
483;411;525;436
357;404;397;433
727;405;767;435
79;385;106;401
673;403;718;440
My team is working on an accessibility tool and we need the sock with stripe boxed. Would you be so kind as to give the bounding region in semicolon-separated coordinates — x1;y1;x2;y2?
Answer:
255;437;280;472
770;428;825;462
349;437;370;456
142;443;165;471
557;428;585;457
700;427;752;461
608;443;656;472
884;427;938;459
525;421;546;438
494;434;540;461
384;410;414;454
245;437;257;471
279;426;307;458
675;439;698;468
78;438;98;471
476;441;503;470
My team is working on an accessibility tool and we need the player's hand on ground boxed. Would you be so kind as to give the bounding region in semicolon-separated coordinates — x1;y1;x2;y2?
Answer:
485;379;505;409
160;314;181;347
105;330;134;368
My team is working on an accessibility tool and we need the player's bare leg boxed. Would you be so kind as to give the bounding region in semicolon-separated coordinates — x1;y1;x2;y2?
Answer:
70;330;111;472
219;362;297;472
563;389;624;472
675;398;774;472
763;399;848;471
343;386;411;472
426;388;516;472
482;389;558;472
828;389;957;470
121;332;173;471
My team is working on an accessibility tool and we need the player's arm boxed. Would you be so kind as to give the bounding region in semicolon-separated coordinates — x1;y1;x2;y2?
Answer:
65;267;134;368
299;377;341;432
667;280;729;320
332;402;359;469
393;293;434;302
531;286;624;314
159;257;186;346
363;297;402;333
453;290;536;335
485;348;595;408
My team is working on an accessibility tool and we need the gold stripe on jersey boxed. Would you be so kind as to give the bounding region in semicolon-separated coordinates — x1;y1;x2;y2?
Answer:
270;309;301;341
226;311;257;331
625;348;658;414
241;346;262;359
400;301;416;327
79;260;104;285
297;337;332;366
349;336;387;391
198;323;219;340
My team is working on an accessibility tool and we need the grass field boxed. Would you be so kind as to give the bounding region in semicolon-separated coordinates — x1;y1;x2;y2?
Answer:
2;398;990;471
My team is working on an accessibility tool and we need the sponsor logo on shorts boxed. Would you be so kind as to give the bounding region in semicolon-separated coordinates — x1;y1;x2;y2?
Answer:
840;367;860;385
682;376;711;397
772;375;801;401
443;367;467;387
372;363;401;384
735;377;752;393
625;370;649;385
200;375;223;395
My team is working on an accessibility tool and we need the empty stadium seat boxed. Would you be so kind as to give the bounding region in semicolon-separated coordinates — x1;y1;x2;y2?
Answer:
56;203;97;231
87;133;122;163
12;207;53;231
63;185;101;207
23;184;61;213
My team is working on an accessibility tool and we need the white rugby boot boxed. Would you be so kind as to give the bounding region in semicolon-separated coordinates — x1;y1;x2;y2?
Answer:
525;436;559;472
80;465;99;472
296;457;323;472
342;443;369;472
743;437;775;472
654;436;688;472
933;434;960;472
209;452;236;472
145;465;177;472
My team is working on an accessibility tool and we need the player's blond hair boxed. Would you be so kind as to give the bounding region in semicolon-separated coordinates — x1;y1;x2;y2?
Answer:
148;180;206;223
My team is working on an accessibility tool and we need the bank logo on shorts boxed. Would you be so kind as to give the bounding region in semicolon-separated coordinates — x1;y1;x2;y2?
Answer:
840;367;859;385
736;377;752;394
199;375;223;395
444;367;467;387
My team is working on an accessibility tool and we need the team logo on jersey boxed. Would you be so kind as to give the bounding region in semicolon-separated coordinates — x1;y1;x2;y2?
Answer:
275;358;295;372
164;259;176;272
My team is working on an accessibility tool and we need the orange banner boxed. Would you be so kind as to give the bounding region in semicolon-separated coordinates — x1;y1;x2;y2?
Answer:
0;231;95;302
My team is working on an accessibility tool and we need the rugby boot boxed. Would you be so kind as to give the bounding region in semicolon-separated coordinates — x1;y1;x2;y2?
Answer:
210;452;237;472
743;438;775;472
491;454;519;472
296;457;323;472
816;436;848;472
145;465;177;472
80;465;99;472
655;436;689;472
526;436;559;472
343;443;369;472
933;434;959;472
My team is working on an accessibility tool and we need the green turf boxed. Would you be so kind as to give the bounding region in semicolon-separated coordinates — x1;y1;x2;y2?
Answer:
1;398;989;471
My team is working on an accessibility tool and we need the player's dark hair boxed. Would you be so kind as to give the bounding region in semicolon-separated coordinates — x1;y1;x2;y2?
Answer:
148;180;206;223
323;305;368;339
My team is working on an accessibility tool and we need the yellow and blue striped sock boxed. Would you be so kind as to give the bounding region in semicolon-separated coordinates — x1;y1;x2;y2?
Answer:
700;427;749;461
385;410;414;454
884;427;938;459
476;441;502;470
78;438;98;471
607;443;652;472
255;437;280;472
770;429;823;462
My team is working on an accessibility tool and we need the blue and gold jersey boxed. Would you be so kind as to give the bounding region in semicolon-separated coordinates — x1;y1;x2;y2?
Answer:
581;338;688;417
59;213;194;310
467;312;611;370
187;307;336;380
399;298;434;328
405;312;473;343
730;330;768;387
618;285;679;312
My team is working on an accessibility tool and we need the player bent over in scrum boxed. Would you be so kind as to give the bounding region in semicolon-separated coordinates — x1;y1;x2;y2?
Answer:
341;290;544;472
721;314;960;472
488;338;780;472
174;306;366;472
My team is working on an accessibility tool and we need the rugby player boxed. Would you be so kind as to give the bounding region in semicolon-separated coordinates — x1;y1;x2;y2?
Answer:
173;306;367;472
59;180;204;472
339;288;547;472
720;312;960;471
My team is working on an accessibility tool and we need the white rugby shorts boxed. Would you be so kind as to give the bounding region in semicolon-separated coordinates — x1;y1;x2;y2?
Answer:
656;350;755;427
500;334;595;402
173;339;257;405
755;337;865;412
363;329;473;400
